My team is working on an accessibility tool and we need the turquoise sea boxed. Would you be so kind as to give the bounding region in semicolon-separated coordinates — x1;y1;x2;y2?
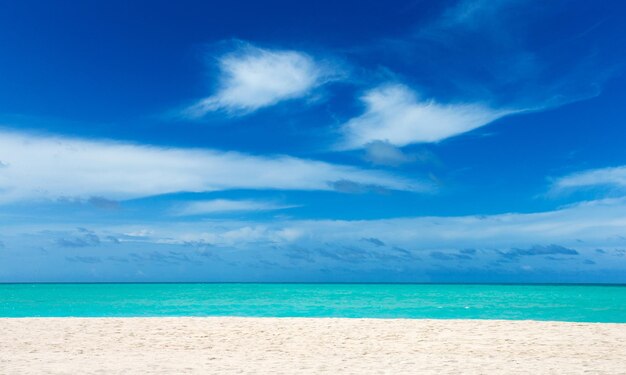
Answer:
1;283;625;322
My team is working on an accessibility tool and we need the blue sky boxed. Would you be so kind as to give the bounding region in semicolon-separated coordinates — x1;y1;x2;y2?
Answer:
1;0;626;282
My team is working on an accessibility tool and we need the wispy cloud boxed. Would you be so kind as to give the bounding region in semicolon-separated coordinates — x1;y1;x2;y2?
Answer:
173;199;298;216
0;129;424;203
184;42;341;117
338;83;514;149
65;256;101;264
438;0;528;30
551;166;626;193
363;141;415;167
364;141;440;168
354;0;614;130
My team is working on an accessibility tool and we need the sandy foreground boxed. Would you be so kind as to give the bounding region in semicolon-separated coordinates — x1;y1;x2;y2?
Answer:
1;318;625;374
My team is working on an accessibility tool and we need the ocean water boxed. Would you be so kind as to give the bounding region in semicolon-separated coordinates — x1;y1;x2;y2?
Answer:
0;283;625;322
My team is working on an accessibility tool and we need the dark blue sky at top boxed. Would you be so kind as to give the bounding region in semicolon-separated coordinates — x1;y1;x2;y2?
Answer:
1;0;626;282
1;0;624;218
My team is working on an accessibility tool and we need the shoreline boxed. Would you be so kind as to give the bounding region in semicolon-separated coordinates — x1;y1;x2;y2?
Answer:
3;316;626;323
2;317;625;374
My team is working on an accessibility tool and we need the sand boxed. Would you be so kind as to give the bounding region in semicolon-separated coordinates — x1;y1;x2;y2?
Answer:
1;318;625;374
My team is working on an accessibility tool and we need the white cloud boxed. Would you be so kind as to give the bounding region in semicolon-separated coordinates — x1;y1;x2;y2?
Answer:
184;43;340;117
173;199;298;216
338;84;514;149
0;129;425;203
552;166;626;192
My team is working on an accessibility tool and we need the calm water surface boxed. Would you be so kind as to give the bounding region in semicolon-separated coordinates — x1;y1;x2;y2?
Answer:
1;283;625;322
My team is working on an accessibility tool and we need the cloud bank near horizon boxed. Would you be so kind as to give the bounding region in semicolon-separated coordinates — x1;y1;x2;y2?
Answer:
2;196;625;282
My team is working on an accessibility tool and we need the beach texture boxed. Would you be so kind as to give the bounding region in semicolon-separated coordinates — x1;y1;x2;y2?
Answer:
1;318;625;374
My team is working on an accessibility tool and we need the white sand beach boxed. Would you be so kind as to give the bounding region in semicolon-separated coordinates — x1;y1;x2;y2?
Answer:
1;317;625;374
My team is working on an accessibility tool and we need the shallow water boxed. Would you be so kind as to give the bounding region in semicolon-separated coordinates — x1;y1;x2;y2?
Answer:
1;283;625;322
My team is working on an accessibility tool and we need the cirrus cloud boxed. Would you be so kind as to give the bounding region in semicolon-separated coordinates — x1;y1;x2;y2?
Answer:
173;199;299;216
338;83;515;149
0;129;426;204
551;165;626;193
